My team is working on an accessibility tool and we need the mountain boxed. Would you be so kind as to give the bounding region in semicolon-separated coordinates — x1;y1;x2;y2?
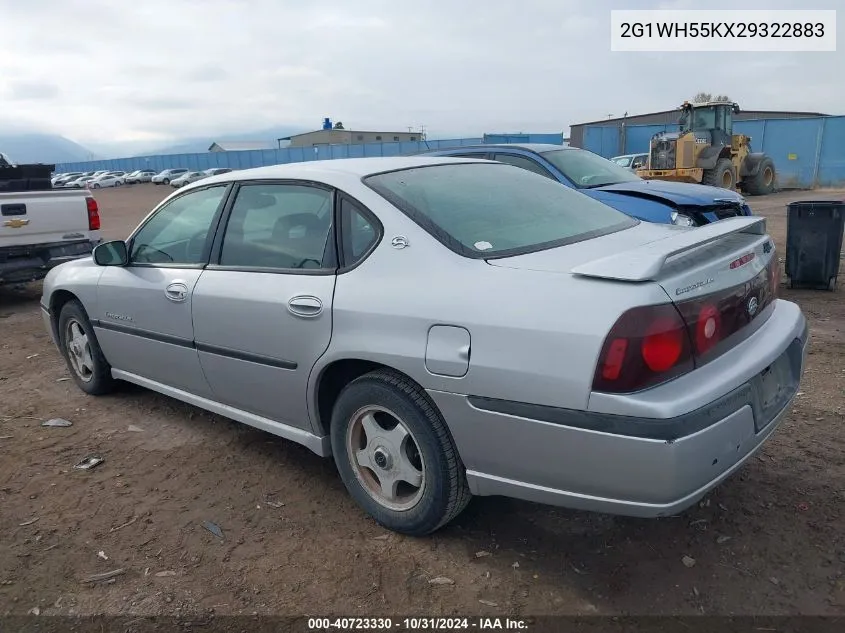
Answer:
0;133;98;164
149;126;310;156
1;125;312;164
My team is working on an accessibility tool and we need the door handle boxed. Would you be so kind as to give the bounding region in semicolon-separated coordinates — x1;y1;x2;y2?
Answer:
164;281;189;303
287;295;323;317
1;203;27;216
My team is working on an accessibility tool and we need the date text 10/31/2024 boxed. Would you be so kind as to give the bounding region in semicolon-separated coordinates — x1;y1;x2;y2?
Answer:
307;617;530;630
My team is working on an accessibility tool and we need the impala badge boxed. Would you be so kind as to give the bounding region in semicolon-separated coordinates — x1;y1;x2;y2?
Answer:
391;236;409;249
675;277;714;296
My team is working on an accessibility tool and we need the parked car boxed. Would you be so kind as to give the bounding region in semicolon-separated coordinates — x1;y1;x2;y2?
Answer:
205;168;233;176
53;173;83;186
40;157;806;535
170;171;207;188
422;144;753;227
151;168;188;185
125;169;157;184
65;176;96;188
89;173;124;189
612;153;649;171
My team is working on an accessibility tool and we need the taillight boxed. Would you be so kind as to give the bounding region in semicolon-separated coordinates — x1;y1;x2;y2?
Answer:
593;304;694;393
594;255;780;394
86;196;101;231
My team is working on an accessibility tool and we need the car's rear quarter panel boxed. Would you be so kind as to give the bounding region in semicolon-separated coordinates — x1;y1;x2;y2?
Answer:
312;190;672;429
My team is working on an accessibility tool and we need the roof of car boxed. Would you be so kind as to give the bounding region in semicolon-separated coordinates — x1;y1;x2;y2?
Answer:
205;156;484;183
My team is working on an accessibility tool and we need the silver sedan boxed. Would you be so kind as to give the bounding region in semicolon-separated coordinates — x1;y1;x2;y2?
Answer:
40;157;808;535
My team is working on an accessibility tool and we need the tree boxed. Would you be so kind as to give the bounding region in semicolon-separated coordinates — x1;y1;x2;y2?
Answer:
693;92;731;103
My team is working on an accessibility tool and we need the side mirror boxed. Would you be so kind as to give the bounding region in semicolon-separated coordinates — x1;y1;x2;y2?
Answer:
93;240;129;266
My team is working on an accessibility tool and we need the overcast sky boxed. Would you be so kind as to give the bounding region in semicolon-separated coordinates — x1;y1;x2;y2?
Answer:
0;0;841;149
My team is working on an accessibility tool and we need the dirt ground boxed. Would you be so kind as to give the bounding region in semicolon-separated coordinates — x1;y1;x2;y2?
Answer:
1;184;844;619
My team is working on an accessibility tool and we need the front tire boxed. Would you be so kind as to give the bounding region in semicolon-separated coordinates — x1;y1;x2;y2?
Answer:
330;369;471;535
92;183;100;189
57;300;116;396
743;157;776;196
162;178;170;185
703;158;735;190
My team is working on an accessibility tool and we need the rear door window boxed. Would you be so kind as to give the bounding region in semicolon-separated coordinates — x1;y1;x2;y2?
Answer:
218;183;334;270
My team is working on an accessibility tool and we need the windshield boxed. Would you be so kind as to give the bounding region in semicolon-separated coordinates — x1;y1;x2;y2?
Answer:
681;106;716;132
364;163;636;258
540;148;641;189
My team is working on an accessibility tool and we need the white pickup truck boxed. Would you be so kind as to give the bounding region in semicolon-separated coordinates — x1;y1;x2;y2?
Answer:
0;189;102;285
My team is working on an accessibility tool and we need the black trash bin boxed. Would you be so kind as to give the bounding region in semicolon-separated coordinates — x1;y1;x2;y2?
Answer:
785;200;845;291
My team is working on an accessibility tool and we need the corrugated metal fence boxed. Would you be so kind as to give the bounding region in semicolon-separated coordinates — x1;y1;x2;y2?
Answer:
580;116;845;189
55;133;566;174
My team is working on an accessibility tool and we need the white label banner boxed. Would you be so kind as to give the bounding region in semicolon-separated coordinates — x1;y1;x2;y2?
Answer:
610;10;836;52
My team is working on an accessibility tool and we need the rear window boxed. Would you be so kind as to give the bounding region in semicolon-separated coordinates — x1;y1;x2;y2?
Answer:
364;163;636;258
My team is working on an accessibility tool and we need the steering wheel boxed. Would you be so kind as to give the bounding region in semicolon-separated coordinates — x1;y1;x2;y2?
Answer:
186;231;208;261
293;258;322;269
134;244;174;263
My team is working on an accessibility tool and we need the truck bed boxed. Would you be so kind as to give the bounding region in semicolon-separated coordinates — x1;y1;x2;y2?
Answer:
1;189;100;284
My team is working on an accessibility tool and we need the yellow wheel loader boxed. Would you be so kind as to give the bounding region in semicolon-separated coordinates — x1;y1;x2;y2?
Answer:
636;101;776;195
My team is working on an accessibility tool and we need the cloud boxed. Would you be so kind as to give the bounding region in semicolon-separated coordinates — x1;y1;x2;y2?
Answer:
0;0;840;148
120;96;198;111
182;65;230;83
7;81;60;100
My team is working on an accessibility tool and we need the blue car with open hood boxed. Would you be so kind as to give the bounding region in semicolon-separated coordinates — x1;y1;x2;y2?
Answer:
421;143;753;227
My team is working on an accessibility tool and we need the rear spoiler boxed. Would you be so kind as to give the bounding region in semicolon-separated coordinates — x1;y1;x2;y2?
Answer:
572;216;767;282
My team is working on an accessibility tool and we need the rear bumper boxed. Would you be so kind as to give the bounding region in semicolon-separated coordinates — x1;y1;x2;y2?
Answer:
0;239;99;284
429;303;809;518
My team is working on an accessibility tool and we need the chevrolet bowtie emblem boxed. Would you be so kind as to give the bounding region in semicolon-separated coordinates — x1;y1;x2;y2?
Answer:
4;218;30;228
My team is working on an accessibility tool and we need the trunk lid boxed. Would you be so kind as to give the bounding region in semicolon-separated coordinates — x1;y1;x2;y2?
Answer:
488;217;771;297
489;216;779;360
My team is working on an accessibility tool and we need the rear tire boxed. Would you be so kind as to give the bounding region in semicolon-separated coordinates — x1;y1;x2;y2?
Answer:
742;157;776;196
57;300;116;396
330;369;471;535
702;158;735;190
